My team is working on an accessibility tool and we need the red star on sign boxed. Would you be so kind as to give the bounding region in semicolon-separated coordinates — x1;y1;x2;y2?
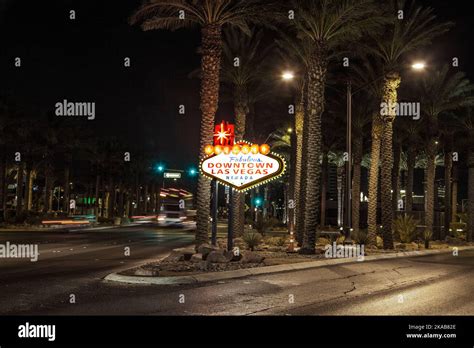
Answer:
213;121;235;146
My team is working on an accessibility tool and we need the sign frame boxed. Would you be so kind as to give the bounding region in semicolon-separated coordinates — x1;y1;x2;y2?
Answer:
200;142;286;192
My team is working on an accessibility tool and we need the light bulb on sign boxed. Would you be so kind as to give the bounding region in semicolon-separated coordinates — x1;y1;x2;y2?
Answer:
204;145;214;155
259;144;270;155
250;144;259;154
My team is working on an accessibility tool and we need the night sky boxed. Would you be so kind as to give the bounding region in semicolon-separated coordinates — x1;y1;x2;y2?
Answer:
1;0;473;192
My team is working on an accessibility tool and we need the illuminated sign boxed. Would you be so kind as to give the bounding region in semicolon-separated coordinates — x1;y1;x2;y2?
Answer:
200;141;285;191
164;172;182;179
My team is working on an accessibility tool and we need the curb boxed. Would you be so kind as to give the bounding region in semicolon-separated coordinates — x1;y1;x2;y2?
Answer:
104;245;474;286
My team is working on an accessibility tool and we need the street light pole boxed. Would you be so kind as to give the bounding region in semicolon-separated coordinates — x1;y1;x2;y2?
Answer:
227;187;234;251
211;179;218;246
344;81;353;244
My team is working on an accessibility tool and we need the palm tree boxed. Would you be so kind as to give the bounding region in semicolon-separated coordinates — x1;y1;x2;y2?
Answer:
275;34;312;245
221;26;273;236
328;151;346;227
130;0;276;247
291;0;383;253
403;122;422;214
439;115;458;238
456;108;474;242
418;66;474;239
352;101;372;234
351;59;384;247
367;0;451;249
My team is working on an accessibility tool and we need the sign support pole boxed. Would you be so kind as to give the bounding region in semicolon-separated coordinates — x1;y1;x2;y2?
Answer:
211;179;218;246
227;187;234;251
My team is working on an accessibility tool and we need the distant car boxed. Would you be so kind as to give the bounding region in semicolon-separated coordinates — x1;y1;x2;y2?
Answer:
158;204;196;229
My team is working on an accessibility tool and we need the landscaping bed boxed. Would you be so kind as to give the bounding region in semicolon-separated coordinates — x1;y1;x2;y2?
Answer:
120;232;472;278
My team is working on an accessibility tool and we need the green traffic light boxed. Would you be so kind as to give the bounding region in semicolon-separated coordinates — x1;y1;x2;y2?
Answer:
156;164;164;173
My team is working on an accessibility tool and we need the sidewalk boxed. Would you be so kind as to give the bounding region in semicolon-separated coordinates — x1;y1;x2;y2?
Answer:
104;245;474;286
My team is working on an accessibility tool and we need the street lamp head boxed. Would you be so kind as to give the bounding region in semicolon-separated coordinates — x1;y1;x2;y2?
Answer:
287;127;293;133
281;71;295;81
411;62;426;71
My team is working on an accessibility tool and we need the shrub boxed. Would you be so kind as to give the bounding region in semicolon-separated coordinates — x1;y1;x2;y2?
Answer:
264;236;287;247
25;211;42;225
351;229;368;244
121;217;131;225
376;236;384;249
317;237;331;246
275;236;287;247
423;229;433;248
394;215;419;243
242;231;263;251
254;217;279;236
449;222;466;239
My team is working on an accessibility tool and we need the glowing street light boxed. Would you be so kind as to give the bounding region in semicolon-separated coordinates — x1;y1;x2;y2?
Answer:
411;62;426;71
281;71;295;81
287;127;293;133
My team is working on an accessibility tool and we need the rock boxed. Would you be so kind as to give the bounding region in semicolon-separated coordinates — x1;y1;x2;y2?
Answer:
241;251;265;264
206;251;228;263
163;251;185;262
267;246;285;252
191;253;204;262
224;250;242;262
196;260;209;271
445;236;467;245
197;243;220;258
395;243;407;250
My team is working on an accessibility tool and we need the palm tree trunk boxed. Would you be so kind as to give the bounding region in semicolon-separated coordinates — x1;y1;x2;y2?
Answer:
231;86;247;237
381;121;394;249
43;165;53;213
108;177;115;218
379;73;400;249
367;116;383;247
25;166;33;211
144;184;149;214
16;162;24;217
392;143;401;215
95;174;100;217
0;154;5;219
63;167;70;212
118;181;124;217
425;143;437;238
196;24;222;248
352;137;362;234
391;143;401;241
443;151;452;239
468;150;474;242
337;166;344;227
406;148;415;214
300;44;327;254
294;78;305;244
451;162;458;223
320;151;328;228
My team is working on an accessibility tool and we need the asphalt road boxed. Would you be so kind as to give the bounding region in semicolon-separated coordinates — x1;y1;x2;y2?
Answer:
0;224;194;315
1;227;473;315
